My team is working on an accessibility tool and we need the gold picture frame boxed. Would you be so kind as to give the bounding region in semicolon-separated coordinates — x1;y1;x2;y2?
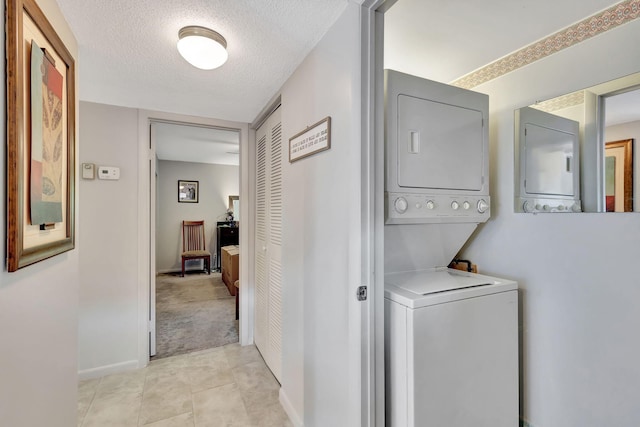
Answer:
6;0;76;271
228;195;238;209
605;139;633;213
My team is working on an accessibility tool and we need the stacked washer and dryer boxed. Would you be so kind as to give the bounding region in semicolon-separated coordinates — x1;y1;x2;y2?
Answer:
383;70;519;427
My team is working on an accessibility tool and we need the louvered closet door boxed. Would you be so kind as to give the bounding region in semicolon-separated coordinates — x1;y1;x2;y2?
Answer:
254;106;282;382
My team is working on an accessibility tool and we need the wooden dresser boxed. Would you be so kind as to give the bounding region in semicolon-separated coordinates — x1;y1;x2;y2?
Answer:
216;222;238;271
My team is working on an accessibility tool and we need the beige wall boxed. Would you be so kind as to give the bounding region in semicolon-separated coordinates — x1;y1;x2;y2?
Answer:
77;101;140;377
0;1;80;426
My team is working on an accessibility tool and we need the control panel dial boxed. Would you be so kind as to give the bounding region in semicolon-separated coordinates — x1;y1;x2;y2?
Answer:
394;197;408;214
477;199;489;213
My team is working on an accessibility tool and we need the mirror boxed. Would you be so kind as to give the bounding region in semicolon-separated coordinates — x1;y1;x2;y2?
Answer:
228;195;239;222
515;72;640;213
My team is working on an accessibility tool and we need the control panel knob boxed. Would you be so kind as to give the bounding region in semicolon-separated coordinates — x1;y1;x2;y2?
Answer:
557;204;565;211
535;204;542;210
523;201;533;213
477;199;489;213
462;201;471;210
451;201;460;210
415;203;422;209
426;200;435;210
543;204;550;211
394;197;408;214
571;203;581;212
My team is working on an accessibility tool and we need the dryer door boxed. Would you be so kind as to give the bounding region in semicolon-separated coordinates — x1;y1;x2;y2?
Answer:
397;95;484;191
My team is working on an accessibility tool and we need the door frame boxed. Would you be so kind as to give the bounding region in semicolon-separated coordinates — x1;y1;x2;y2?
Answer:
361;1;395;425
137;109;252;367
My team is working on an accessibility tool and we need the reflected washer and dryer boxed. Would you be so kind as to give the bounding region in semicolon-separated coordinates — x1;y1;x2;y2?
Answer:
384;269;519;427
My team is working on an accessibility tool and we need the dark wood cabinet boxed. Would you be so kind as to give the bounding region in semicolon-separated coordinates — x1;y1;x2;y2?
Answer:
216;222;238;271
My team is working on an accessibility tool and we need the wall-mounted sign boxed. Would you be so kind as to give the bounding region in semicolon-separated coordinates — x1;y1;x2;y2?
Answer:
289;116;331;163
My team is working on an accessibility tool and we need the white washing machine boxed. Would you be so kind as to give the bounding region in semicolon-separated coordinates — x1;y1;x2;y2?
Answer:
385;268;519;427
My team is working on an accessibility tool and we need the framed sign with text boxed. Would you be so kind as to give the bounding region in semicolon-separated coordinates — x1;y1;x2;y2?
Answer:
289;117;331;163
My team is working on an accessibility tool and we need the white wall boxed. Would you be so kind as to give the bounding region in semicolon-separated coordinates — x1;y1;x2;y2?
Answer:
0;1;80;426
458;19;640;427
605;120;640;212
156;160;239;272
278;2;360;426
78;101;140;377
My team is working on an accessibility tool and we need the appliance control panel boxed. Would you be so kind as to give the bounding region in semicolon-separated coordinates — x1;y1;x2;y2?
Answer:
386;192;490;224
518;197;582;213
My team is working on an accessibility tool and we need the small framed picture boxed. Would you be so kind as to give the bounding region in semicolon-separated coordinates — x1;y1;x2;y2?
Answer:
178;180;199;203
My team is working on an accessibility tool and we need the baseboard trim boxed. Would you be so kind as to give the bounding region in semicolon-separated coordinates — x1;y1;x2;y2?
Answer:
280;387;304;427
78;360;139;380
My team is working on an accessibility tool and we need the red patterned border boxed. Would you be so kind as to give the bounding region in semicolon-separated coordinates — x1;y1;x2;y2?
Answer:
452;0;640;89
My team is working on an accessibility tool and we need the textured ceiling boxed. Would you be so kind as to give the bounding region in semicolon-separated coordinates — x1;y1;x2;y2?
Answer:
154;123;240;166
55;0;349;123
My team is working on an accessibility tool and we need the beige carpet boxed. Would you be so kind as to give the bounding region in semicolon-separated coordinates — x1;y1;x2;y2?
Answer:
153;272;238;359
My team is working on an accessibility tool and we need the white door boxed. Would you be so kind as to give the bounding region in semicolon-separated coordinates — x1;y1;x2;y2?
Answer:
255;106;283;382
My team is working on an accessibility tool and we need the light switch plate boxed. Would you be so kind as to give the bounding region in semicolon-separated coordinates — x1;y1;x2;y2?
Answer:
81;163;95;180
97;166;120;180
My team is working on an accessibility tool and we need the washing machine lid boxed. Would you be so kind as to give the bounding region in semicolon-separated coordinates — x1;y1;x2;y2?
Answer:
386;268;494;295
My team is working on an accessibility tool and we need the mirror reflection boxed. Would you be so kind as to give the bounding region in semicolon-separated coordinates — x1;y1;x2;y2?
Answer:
514;72;640;213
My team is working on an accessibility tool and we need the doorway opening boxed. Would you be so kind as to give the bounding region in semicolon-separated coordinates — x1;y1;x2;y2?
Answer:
150;120;241;359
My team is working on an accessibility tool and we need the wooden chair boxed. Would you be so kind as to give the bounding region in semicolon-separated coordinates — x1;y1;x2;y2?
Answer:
181;220;211;277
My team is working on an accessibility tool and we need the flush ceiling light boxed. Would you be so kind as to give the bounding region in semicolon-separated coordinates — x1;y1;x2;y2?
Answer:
177;26;228;70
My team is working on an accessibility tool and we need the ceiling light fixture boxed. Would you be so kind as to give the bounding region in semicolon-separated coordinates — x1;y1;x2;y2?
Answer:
177;26;228;70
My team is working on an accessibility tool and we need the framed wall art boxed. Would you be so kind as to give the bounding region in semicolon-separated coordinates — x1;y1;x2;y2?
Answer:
605;139;633;212
178;180;199;203
6;0;76;272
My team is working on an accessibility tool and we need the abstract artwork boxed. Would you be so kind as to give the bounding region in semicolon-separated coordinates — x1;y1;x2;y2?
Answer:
605;139;634;213
605;156;615;212
31;40;64;225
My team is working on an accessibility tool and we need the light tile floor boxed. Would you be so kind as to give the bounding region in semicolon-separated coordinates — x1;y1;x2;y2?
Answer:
77;344;293;427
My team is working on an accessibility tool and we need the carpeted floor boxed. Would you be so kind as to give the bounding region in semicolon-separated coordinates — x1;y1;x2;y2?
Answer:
153;272;238;359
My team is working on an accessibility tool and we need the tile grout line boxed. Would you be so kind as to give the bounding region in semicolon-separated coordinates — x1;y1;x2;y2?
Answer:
136;366;150;427
189;368;197;427
78;376;102;427
226;346;254;426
